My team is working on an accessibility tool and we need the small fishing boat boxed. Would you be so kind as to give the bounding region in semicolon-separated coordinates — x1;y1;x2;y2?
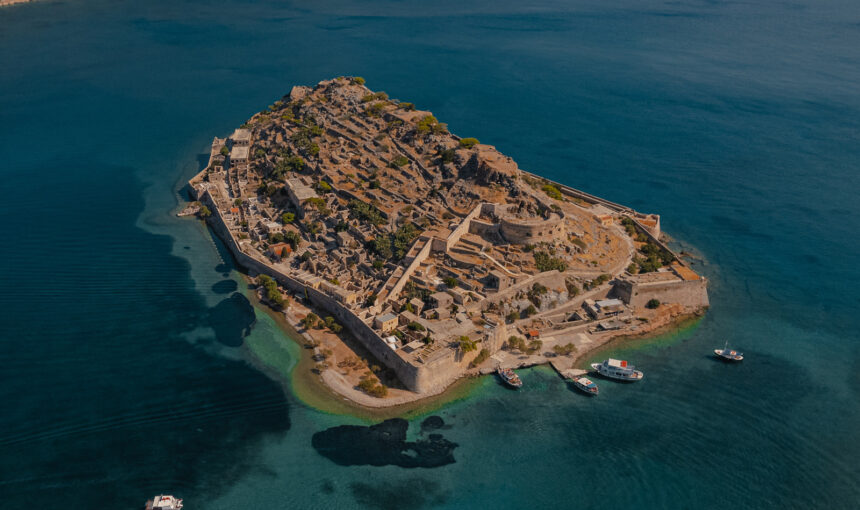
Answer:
145;495;183;510
572;376;599;395
497;367;523;388
714;342;743;361
590;358;644;381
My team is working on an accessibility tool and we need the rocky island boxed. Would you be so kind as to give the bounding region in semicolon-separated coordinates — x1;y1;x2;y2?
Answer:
187;77;709;408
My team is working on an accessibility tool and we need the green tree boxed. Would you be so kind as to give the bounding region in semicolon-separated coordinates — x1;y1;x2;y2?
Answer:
552;343;577;356
283;230;302;250
281;212;295;224
219;146;229;157
444;277;458;288
198;205;212;218
457;336;477;354
301;313;319;329
646;299;661;309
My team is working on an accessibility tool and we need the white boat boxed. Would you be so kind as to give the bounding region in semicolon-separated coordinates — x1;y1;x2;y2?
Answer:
497;367;523;388
572;376;599;395
590;358;643;381
145;495;183;510
714;341;743;361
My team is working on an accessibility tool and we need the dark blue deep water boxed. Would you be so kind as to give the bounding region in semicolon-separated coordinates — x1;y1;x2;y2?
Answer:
1;1;858;508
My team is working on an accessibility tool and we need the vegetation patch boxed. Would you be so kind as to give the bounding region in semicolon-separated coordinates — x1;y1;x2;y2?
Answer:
534;251;567;272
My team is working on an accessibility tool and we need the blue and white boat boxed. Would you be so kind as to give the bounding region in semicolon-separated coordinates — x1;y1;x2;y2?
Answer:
572;376;599;395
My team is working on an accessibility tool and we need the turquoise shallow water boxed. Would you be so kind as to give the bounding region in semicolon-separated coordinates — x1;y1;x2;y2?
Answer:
1;0;858;508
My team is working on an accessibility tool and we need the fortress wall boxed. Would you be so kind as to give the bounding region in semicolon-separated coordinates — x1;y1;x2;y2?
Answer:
499;214;565;244
476;270;565;311
199;188;432;392
386;238;433;302
445;203;484;250
413;321;508;394
468;218;499;238
614;278;709;309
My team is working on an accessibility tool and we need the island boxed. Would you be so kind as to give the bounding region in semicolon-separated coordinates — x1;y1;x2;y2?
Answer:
186;77;709;408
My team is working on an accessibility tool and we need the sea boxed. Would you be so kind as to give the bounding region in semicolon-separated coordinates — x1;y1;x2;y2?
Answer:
1;0;858;508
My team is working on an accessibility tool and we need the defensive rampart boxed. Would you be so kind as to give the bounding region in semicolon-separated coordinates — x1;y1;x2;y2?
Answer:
613;276;709;309
195;186;439;392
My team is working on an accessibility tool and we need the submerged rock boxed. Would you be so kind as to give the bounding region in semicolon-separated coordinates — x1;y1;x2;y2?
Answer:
420;415;445;432
311;418;458;468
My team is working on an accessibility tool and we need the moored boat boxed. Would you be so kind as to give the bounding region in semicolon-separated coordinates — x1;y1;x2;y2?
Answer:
572;376;599;395
714;342;743;361
145;495;183;510
590;358;643;381
497;367;523;388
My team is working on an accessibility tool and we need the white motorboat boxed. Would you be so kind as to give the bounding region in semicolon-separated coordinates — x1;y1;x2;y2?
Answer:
590;358;643;381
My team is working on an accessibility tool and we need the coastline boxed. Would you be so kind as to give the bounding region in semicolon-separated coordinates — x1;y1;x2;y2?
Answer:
243;281;485;420
241;267;704;418
0;0;35;7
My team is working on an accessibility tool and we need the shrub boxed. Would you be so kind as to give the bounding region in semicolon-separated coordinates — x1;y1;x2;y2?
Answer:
439;148;456;164
416;115;447;135
351;76;365;85
358;377;388;398
646;299;661;309
459;137;479;149
534;251;567;272
348;199;385;226
542;184;562;200
390;155;409;167
457;336;477;354
593;273;611;286
407;322;425;331
219;146;229;156
282;212;295;224
469;348;491;368
399;102;415;111
316;180;332;193
526;339;543;354
506;335;526;352
506;310;520;323
443;277;458;288
366;102;385;117
198;205;212;218
552;343;577;356
361;91;388;102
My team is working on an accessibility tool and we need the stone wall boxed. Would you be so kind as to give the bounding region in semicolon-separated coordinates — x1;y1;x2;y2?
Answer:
496;204;565;244
613;277;709;309
386;237;433;302
197;187;435;392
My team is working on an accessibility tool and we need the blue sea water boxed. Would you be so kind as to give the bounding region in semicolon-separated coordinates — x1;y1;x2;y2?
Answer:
1;0;858;508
